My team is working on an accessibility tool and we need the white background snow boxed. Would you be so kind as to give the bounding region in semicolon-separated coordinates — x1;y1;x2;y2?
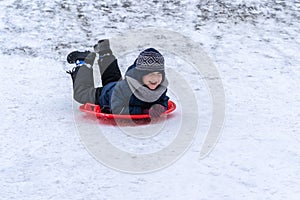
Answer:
1;0;300;199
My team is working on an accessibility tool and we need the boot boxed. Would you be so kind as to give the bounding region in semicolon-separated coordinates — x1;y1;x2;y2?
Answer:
67;50;96;65
94;39;112;56
66;51;96;84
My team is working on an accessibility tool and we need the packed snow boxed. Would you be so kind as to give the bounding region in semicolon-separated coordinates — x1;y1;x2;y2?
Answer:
1;0;299;199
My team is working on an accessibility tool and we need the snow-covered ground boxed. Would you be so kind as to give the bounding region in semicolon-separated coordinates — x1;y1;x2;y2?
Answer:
1;0;300;199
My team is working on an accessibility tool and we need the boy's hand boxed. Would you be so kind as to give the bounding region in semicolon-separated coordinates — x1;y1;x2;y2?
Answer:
149;104;166;118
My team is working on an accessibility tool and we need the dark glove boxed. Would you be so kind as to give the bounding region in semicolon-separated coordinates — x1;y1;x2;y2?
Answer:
149;104;166;118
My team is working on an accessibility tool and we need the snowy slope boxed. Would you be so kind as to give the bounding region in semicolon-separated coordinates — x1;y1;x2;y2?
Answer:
1;0;300;200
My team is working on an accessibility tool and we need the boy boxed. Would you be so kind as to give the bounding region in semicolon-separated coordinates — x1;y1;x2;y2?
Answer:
67;39;169;117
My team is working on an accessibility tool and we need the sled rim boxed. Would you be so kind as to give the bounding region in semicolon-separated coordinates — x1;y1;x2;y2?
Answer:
79;100;176;119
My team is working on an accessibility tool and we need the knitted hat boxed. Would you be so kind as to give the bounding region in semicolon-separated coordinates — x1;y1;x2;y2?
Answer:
136;48;165;72
126;48;165;83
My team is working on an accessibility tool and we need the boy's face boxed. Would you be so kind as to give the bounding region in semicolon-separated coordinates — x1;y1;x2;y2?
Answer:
142;72;163;90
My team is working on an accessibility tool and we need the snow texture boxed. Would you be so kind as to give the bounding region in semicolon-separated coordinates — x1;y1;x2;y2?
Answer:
1;0;300;199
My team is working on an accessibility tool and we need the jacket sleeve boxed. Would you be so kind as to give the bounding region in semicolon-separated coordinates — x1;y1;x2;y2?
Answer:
155;90;169;109
110;81;131;114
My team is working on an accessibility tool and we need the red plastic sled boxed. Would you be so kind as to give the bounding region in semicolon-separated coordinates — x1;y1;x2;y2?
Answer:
79;100;176;119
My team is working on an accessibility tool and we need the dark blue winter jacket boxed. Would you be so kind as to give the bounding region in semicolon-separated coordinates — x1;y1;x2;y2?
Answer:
97;64;169;115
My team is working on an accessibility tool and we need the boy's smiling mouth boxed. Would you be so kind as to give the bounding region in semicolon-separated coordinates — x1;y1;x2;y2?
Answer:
149;81;158;85
146;81;159;90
